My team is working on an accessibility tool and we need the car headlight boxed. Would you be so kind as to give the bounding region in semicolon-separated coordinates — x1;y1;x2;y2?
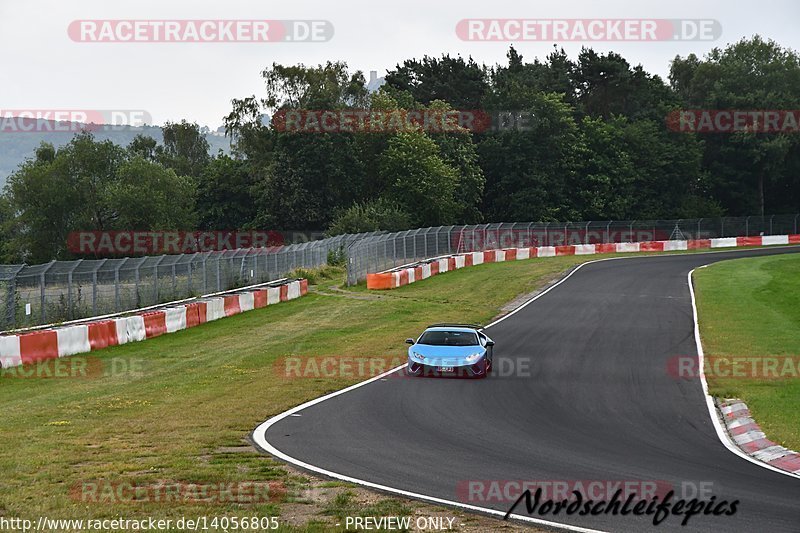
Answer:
412;351;425;360
465;353;483;362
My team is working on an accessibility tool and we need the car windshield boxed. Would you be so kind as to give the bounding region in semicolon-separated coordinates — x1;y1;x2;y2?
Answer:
417;330;479;346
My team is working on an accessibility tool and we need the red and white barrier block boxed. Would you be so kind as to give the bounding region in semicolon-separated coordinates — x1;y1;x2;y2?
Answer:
0;279;308;370
719;399;800;475
366;234;800;290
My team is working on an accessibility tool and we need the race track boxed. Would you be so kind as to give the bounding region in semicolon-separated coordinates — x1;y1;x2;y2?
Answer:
255;248;800;532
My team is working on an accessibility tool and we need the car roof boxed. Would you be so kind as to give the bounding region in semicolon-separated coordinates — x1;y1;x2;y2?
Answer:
424;326;479;333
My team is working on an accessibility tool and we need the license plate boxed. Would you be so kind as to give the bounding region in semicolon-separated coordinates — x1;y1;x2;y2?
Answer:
439;366;454;372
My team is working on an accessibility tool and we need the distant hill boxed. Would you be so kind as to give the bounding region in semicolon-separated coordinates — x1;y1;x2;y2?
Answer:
0;121;232;188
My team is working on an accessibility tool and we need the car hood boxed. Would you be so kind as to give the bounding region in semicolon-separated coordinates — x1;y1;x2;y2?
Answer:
408;344;485;360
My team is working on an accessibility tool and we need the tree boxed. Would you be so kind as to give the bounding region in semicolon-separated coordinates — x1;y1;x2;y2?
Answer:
5;134;126;261
4;133;199;261
385;54;489;109
478;93;583;222
195;155;256;230
128;134;159;160
670;36;800;215
380;132;460;227
158;120;211;178
103;157;197;230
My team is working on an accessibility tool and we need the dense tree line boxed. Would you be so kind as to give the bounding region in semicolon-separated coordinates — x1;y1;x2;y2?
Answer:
1;36;799;263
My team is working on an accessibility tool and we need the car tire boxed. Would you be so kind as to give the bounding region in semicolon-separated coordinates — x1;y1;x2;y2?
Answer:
405;362;423;377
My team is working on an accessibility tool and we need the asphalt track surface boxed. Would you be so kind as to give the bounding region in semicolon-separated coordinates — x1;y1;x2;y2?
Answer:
258;248;800;532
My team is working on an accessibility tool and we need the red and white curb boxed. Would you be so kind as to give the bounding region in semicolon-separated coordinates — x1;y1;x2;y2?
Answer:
0;279;308;370
718;399;800;474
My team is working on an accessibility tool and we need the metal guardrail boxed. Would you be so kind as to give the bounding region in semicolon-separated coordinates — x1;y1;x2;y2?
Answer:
344;215;800;285
4;214;797;329
0;232;379;332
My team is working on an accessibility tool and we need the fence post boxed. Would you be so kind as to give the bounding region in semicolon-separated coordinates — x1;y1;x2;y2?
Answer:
134;261;141;307
216;255;221;291
153;256;165;304
114;261;122;312
67;260;82;321
40;261;54;324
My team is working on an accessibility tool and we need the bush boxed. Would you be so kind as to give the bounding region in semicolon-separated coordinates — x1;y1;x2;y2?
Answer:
327;198;413;236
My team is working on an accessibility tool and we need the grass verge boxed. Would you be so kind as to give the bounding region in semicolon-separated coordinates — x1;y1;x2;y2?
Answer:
0;247;795;531
694;253;800;450
1;257;598;531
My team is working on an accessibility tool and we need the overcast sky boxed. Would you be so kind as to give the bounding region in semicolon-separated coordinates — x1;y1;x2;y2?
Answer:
1;0;798;129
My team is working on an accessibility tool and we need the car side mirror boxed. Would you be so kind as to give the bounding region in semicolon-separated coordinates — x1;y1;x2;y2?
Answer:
485;340;495;347
405;338;415;345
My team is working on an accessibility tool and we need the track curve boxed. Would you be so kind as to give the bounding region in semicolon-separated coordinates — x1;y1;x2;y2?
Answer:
255;248;800;532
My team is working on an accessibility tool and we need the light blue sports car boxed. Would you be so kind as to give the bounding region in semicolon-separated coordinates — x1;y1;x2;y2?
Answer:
405;324;494;378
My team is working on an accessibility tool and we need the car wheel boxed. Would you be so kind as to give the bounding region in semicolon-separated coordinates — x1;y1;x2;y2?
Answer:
405;362;423;377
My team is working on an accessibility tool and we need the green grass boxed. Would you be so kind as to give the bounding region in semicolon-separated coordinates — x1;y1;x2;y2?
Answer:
1;247;796;531
0;255;592;530
695;253;800;449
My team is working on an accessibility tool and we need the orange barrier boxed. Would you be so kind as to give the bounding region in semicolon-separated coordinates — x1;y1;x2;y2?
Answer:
141;311;167;338
640;241;665;251
430;261;440;276
88;320;119;350
185;302;207;328
300;279;309;295
366;273;393;290
594;243;615;253
223;295;241;316
555;245;575;256
483;250;496;262
736;236;762;246
19;330;59;364
279;284;289;302
253;289;269;308
464;254;474;266
790;234;800;244
504;248;517;261
687;239;711;249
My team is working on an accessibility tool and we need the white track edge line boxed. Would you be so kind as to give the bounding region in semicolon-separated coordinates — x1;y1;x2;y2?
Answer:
252;260;604;532
687;267;800;480
252;247;800;532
